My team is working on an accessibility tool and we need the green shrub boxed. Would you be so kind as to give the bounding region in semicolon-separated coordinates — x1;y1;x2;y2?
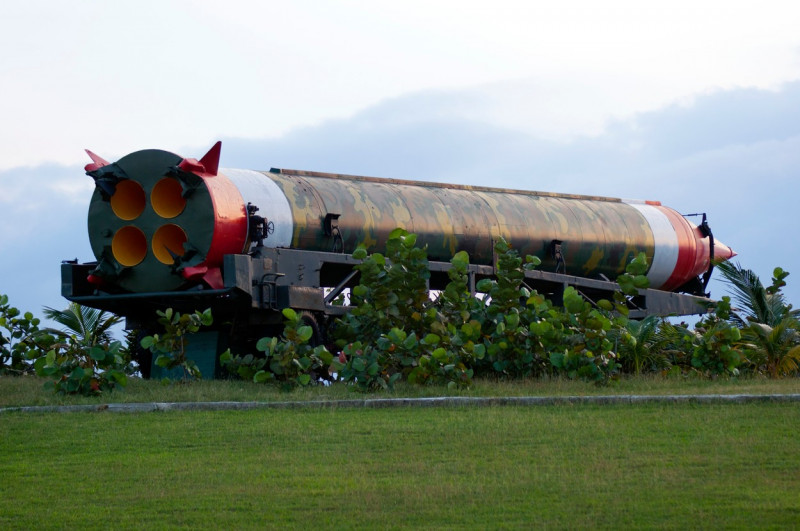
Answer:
34;341;127;395
0;294;54;375
140;308;214;381
246;308;333;390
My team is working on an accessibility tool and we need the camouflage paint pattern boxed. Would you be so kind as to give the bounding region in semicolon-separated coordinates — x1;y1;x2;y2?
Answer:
263;169;655;281
86;147;658;294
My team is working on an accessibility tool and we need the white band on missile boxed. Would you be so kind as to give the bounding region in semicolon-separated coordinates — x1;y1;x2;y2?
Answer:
624;201;679;289
221;168;293;249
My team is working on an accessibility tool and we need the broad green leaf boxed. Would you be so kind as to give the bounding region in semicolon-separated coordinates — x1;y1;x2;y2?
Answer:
452;251;470;268
476;279;494;293
402;333;418;350
388;227;408;240
254;370;271;383
423;333;440;346
256;337;274;353
297;325;314;343
402;233;418;248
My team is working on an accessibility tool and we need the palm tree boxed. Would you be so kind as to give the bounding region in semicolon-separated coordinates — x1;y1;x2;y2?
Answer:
714;261;798;327
715;261;800;377
42;302;122;349
740;319;800;378
616;315;671;375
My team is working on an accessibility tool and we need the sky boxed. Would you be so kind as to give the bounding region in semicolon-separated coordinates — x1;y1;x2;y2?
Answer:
2;0;800;324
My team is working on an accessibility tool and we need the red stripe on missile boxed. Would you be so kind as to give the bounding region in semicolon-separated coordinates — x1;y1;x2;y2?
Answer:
654;206;735;291
176;143;247;290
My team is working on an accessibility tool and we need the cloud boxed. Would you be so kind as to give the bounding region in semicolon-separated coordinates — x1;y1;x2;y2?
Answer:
0;164;93;318
219;81;800;307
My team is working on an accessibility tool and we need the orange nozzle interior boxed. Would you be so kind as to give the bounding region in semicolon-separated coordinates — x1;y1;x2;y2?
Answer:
152;224;188;264
111;226;147;267
151;177;187;219
110;180;146;220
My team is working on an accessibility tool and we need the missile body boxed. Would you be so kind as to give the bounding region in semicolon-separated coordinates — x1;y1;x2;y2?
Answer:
84;143;734;295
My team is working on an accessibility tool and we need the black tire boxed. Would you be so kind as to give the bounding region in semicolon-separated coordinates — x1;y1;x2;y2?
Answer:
298;311;325;347
298;311;335;382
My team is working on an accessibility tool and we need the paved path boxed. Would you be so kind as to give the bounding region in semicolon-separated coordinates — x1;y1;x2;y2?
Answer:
3;394;800;414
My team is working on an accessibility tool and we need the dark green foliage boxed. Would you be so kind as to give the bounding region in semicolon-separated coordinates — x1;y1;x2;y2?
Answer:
0;294;54;375
545;286;621;383
229;229;799;392
714;262;800;377
336;228;432;346
615;315;671;375
35;340;128;395
0;296;128;395
28;303;128;395
221;308;334;390
690;297;743;376
715;261;798;327
219;351;267;382
331;340;400;392
42;303;122;351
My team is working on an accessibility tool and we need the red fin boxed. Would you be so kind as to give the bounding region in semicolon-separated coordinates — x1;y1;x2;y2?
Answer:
178;141;221;176
181;265;209;282
181;265;224;289
85;150;110;172
199;141;221;176
202;267;224;290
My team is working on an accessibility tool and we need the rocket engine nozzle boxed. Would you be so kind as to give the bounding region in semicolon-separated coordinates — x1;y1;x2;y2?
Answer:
85;142;248;292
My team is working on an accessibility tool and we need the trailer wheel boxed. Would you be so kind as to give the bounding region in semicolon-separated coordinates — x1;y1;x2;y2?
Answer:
298;311;336;382
298;311;324;347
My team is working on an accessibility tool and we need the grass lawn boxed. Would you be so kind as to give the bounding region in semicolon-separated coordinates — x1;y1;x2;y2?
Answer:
2;375;799;528
2;373;800;408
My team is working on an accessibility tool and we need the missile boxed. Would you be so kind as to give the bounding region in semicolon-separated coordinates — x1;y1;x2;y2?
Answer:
83;142;735;295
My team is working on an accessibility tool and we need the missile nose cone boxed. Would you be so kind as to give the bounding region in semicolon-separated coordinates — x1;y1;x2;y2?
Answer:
715;240;736;261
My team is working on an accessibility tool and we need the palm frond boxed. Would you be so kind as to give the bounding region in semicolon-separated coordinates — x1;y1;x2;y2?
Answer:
43;303;122;346
780;345;800;375
715;261;776;325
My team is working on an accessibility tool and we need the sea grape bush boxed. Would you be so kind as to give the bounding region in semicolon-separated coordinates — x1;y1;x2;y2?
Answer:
223;230;798;391
690;296;743;376
1;294;130;395
222;308;334;389
35;340;128;395
1;294;53;375
334;228;432;346
7;227;800;395
140;308;214;381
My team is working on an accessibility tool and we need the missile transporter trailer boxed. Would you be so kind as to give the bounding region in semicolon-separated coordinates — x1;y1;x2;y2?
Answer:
61;143;735;378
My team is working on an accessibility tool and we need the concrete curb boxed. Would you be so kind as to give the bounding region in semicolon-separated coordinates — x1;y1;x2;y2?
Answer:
3;393;800;414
